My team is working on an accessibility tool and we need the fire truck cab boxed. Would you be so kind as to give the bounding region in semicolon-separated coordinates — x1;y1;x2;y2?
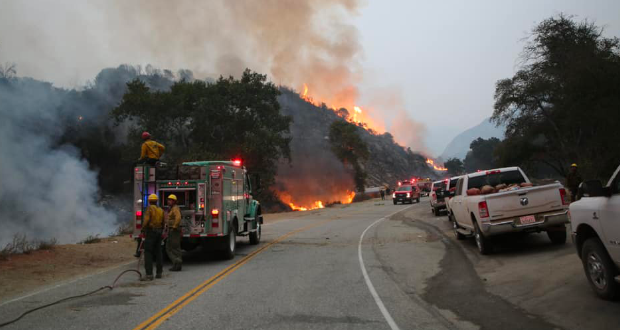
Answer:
133;160;262;259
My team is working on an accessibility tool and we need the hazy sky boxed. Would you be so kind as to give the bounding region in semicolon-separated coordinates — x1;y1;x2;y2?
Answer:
354;0;620;155
1;1;619;156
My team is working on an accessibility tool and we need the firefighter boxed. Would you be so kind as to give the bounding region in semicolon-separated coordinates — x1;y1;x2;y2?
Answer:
139;132;165;165
141;194;164;281
380;188;385;200
566;163;583;202
166;194;183;272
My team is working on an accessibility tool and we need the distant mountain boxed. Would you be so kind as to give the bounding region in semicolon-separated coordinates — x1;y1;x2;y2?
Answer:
439;118;505;160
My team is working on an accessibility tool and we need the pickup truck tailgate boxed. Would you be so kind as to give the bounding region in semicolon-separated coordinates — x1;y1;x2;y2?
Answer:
484;183;564;221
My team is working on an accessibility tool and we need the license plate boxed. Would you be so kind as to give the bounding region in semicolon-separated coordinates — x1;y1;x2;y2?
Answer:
519;215;536;225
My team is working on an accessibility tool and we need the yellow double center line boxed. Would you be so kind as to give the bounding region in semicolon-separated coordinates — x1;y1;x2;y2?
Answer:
132;217;337;330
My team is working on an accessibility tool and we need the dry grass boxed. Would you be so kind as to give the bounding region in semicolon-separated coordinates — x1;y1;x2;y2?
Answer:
79;234;101;244
0;234;57;260
112;222;134;237
37;238;57;250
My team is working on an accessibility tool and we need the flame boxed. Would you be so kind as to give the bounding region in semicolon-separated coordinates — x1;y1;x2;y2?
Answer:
353;106;362;123
299;84;383;133
277;190;355;212
426;158;448;171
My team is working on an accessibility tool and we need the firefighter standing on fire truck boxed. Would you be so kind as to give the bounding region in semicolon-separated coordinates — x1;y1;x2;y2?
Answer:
166;194;183;272
139;132;165;165
141;194;164;281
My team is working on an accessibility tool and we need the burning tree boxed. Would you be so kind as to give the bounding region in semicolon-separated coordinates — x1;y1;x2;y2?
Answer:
328;120;370;192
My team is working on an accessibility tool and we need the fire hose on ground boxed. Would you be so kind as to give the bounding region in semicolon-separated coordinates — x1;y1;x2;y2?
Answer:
0;241;146;328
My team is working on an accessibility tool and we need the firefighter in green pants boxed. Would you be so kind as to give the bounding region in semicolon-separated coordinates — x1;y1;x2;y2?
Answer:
141;194;164;281
166;194;183;271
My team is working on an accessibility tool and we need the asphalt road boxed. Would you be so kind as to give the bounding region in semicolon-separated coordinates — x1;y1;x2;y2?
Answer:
1;197;619;330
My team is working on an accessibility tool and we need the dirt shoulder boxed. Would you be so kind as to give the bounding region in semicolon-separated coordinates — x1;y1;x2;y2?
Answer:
0;236;137;303
0;209;316;303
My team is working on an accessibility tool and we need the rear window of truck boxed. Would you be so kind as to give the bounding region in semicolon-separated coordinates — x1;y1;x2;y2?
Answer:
467;170;526;190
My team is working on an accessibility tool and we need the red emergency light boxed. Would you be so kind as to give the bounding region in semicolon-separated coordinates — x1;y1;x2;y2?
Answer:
232;159;242;166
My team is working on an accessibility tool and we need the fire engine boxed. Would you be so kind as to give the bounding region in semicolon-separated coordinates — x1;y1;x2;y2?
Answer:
133;160;263;259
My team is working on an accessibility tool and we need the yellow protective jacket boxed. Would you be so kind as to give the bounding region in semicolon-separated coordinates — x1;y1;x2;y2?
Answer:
140;140;165;160
167;205;182;229
143;205;164;229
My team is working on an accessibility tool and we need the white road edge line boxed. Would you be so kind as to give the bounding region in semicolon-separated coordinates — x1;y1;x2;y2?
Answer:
358;205;413;330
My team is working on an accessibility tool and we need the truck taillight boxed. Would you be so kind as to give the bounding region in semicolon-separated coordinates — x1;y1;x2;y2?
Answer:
559;188;570;205
211;209;219;228
478;201;489;218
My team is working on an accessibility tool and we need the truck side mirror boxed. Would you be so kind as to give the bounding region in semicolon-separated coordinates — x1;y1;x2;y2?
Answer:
579;180;604;198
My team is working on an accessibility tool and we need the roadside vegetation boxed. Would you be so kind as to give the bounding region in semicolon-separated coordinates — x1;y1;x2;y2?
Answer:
0;235;57;260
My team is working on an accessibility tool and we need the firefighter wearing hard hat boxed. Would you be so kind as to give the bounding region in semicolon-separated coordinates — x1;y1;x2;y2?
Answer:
139;132;165;165
166;194;183;271
141;194;165;281
566;163;583;202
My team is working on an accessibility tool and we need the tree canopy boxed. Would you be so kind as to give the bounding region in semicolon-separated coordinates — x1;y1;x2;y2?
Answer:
112;69;292;195
444;158;465;176
492;15;620;179
328;120;370;192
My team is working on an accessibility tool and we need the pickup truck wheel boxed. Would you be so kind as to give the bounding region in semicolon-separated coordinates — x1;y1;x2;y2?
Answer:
581;238;620;300
431;207;436;216
453;221;466;240
416;197;421;203
393;200;397;205
547;225;567;245
220;226;237;260
249;223;261;245
474;222;493;255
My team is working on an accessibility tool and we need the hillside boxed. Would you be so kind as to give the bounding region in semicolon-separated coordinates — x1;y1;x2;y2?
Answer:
277;87;435;207
439;117;505;160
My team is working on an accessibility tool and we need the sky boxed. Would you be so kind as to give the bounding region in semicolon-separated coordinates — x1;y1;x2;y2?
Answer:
355;0;620;155
1;0;619;156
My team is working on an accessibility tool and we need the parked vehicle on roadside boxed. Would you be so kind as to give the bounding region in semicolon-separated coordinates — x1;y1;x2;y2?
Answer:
569;164;620;300
393;184;421;204
445;176;462;220
430;180;448;216
449;167;570;254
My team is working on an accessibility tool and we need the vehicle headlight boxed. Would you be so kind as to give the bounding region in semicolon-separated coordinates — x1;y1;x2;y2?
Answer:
392;193;396;198
406;193;411;198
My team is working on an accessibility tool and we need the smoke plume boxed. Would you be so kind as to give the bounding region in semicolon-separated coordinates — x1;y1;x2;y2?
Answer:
0;78;117;246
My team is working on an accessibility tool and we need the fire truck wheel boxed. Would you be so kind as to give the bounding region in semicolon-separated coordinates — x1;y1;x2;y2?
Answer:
249;223;261;245
220;225;237;260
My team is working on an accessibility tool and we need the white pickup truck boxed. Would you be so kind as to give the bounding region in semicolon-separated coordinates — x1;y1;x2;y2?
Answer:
449;167;570;254
569;165;620;300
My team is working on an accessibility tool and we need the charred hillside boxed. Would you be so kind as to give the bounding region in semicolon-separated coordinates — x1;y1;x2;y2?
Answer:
277;87;436;192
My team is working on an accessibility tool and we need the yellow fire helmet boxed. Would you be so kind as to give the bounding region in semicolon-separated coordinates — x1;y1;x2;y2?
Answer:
148;194;158;201
571;163;578;167
168;194;177;201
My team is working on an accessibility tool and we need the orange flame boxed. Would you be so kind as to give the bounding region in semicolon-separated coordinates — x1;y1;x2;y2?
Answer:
426;158;448;171
278;190;355;212
300;84;383;133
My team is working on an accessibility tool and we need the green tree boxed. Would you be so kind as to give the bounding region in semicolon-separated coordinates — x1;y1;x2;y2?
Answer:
492;15;620;179
112;69;292;197
444;158;465;176
328;120;370;192
463;137;501;172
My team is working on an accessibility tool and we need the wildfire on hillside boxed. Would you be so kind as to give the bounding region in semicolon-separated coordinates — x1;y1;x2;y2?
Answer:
277;190;355;212
426;158;448;171
299;84;382;132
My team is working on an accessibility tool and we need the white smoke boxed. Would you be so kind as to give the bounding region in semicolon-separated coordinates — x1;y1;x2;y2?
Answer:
0;78;117;246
